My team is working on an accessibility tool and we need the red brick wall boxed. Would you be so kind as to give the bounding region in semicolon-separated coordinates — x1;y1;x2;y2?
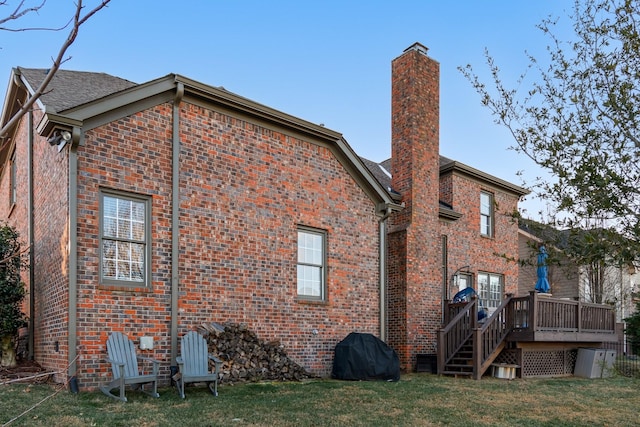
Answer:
73;101;382;389
0;108;71;383
443;172;521;301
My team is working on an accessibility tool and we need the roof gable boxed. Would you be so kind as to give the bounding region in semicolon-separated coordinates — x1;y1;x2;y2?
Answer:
2;67;401;215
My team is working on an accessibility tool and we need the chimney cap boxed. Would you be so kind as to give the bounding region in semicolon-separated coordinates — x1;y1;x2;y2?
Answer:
403;42;429;56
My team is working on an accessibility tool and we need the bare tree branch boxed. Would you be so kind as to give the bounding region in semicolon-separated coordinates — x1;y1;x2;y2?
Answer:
0;0;46;27
0;0;111;140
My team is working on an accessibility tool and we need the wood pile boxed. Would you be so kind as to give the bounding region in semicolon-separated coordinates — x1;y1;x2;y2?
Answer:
197;322;313;384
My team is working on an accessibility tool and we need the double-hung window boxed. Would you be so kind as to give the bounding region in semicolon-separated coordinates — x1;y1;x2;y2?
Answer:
477;272;503;312
297;227;326;300
480;191;494;237
100;190;151;288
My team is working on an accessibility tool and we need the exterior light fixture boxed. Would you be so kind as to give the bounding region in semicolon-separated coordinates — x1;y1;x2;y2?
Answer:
47;129;72;146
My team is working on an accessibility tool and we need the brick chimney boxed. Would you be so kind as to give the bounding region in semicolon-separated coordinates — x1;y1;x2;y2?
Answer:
387;42;441;371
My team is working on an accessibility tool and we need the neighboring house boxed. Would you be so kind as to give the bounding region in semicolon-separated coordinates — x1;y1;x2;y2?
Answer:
518;219;580;300
0;42;529;387
519;218;638;323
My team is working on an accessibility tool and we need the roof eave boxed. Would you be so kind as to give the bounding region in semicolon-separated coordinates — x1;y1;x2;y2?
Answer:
36;72;402;215
440;160;529;196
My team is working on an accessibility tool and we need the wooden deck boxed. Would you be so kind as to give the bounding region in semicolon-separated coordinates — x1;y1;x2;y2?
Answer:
507;291;617;343
437;291;617;379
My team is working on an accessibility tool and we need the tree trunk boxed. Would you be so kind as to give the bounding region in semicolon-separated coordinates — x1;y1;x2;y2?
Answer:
1;335;17;368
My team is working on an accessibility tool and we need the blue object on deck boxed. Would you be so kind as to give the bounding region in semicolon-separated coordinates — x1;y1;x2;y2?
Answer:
452;287;487;321
535;245;550;293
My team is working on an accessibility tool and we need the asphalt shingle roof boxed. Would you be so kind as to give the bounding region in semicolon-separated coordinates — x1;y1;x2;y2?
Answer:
18;67;138;113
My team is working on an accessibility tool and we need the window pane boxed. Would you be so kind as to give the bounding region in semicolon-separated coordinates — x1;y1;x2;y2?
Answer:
481;216;491;235
297;265;321;296
103;259;116;279
118;200;131;221
131;243;145;263
298;231;322;265
118;218;131;239
103;240;116;259
104;196;117;218
131;262;143;281
480;193;491;215
131;201;145;222
131;219;144;241
103;217;117;238
117;261;131;280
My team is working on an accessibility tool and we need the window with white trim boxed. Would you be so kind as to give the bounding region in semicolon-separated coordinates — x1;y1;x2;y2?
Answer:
480;191;494;237
100;190;151;287
477;272;503;311
297;227;326;300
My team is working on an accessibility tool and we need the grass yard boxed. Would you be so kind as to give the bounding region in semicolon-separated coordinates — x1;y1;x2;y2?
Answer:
1;374;638;426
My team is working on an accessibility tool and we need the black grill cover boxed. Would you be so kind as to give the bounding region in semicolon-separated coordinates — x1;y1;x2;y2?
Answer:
331;332;400;381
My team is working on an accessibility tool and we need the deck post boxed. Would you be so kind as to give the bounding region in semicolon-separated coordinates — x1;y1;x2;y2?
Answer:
473;327;482;380
529;291;538;331
577;300;583;333
436;329;444;374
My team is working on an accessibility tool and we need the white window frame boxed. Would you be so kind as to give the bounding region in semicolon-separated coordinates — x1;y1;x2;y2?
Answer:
297;226;327;301
480;191;494;237
99;189;151;288
477;272;503;312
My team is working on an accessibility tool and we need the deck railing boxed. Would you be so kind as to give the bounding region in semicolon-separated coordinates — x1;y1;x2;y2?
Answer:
515;291;616;335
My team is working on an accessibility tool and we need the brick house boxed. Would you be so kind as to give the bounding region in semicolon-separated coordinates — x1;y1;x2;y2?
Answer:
0;42;528;386
1;67;402;388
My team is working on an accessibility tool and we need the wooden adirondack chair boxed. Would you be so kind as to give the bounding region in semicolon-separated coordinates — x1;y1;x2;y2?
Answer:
100;332;160;402
176;330;223;398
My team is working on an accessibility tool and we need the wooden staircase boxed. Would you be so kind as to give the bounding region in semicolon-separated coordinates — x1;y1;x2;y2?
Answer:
438;294;513;379
441;337;474;377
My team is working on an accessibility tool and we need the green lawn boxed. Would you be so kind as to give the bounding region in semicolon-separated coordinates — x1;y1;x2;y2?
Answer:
1;374;638;426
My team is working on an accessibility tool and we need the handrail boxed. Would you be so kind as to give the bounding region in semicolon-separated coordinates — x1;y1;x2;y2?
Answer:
473;294;513;379
437;297;478;374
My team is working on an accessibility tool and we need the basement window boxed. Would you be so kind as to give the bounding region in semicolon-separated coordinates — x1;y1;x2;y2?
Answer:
99;189;151;288
297;227;326;301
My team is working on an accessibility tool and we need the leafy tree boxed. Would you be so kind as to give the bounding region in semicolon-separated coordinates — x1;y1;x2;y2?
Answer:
461;0;640;265
0;0;111;140
624;300;640;354
0;224;27;367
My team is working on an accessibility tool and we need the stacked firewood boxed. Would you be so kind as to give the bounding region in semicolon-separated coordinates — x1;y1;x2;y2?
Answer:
197;322;313;384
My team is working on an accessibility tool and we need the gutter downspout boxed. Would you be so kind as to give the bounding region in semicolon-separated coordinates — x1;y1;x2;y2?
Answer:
170;82;184;371
378;206;393;342
28;111;34;360
68;126;81;384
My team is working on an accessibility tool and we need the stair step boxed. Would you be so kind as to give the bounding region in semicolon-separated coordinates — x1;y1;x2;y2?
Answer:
442;370;473;377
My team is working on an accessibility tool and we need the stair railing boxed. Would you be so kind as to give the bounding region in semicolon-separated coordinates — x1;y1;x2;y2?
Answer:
472;293;514;379
437;296;478;374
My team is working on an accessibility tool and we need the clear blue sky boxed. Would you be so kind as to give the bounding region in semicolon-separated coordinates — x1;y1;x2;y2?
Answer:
1;0;576;219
